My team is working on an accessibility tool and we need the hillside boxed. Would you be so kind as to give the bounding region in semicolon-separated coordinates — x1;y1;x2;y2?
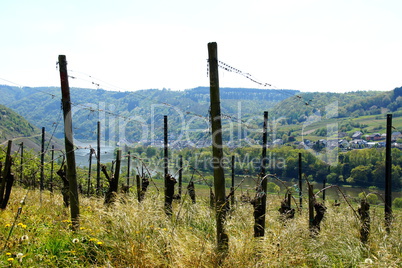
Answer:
1;84;402;149
0;104;37;139
0;103;63;151
268;87;402;141
271;87;402;123
0;85;298;147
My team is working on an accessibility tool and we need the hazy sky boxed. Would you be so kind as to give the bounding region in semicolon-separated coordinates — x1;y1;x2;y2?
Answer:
1;0;401;92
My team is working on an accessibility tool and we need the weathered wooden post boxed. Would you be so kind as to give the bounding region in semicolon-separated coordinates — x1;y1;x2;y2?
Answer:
141;176;149;201
385;113;392;232
178;155;183;198
164;115;176;215
230;155;235;207
308;183;314;230
0;140;14;209
188;181;196;204
58;55;80;230
358;199;370;243
114;150;122;191
87;148;94;196
164;115;169;214
299;153;302;208
96;121;101;196
164;116;168;183
322;177;327;201
254;111;268;237
50;145;54;193
136;174;141;202
20;142;23;186
208;42;228;252
40;127;45;192
127;151;131;187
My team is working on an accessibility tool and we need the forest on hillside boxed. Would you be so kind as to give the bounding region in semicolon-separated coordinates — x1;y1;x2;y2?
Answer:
1;85;402;149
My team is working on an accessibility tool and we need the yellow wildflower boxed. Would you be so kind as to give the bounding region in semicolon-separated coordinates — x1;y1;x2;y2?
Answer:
7;258;14;262
6;253;11;256
96;241;103;245
4;224;11;228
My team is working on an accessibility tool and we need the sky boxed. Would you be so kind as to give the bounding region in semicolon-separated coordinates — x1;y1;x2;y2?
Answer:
1;0;402;93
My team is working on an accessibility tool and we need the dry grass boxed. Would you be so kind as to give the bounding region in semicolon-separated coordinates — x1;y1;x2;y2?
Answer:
1;187;401;267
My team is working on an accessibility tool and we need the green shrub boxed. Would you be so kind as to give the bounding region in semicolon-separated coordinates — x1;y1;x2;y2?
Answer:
267;182;280;193
358;192;379;205
393;197;402;208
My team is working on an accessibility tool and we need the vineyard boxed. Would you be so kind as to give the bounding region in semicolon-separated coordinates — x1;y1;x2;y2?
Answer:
1;187;401;267
1;45;402;267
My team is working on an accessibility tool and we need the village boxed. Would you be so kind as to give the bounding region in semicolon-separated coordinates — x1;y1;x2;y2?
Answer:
270;130;402;151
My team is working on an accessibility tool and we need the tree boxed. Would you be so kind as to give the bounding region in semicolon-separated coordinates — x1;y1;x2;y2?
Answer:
351;165;373;186
146;147;157;158
326;173;338;184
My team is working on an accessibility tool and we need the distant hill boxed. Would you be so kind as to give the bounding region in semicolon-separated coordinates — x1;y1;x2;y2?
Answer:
2;84;402;149
0;104;37;140
0;102;63;152
0;85;298;147
270;87;402;125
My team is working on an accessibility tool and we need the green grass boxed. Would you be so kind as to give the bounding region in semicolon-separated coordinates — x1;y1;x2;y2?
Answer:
1;187;402;267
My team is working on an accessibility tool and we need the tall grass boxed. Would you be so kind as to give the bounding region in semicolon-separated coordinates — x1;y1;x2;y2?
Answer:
1;187;401;267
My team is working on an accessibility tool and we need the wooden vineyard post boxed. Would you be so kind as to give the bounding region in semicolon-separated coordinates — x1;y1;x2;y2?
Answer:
299;153;302;208
87;148;94;196
164;115;176;216
254;111;268;237
127;151;131;187
358;199;370;243
385;113;392;232
50;145;54;193
230;155;235;207
136;174;141;202
114;150;122;193
40;127;45;192
0;140;14;209
308;183;314;230
96;121;101;196
322;177;327;201
58;55;80;230
20;142;23;186
188;181;196;204
208;42;228;252
178;155;183;199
